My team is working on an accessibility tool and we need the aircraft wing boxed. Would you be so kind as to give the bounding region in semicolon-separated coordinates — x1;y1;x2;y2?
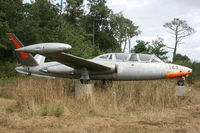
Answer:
42;52;111;72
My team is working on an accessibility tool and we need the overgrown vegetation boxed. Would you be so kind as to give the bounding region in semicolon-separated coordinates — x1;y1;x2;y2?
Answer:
0;78;198;116
0;78;200;132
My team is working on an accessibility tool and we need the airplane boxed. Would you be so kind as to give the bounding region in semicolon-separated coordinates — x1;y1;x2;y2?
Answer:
7;33;192;86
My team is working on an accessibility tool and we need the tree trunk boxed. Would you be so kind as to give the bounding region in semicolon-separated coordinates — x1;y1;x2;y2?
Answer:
93;20;95;47
123;40;127;52
123;28;127;52
60;0;63;15
129;37;131;53
173;29;178;62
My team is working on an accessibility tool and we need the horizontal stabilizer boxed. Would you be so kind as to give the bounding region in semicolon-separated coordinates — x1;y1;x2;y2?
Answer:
34;54;46;64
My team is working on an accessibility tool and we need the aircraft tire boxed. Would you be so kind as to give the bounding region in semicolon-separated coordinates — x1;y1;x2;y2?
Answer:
80;79;90;84
177;80;184;86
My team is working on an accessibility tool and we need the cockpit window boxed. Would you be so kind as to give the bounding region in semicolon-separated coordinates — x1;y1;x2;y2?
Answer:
139;54;152;62
115;53;129;61
151;56;163;63
129;54;138;61
151;58;160;63
99;54;109;59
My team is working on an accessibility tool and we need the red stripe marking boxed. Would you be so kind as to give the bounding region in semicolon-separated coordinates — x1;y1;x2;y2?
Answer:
8;34;29;58
165;72;191;79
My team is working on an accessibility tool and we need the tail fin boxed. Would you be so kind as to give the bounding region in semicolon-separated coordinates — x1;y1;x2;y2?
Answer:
7;33;38;66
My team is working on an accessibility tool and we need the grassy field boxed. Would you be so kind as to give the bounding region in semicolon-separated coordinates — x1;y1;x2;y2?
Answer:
0;78;200;133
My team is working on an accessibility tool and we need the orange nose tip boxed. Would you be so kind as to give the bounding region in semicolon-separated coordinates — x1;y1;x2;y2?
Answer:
165;71;191;79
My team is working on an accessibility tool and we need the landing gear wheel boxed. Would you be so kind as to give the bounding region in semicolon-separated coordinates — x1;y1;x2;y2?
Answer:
80;79;90;84
177;80;184;86
102;80;106;85
101;80;113;88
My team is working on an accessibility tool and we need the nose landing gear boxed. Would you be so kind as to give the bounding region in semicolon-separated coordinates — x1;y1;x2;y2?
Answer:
177;76;185;86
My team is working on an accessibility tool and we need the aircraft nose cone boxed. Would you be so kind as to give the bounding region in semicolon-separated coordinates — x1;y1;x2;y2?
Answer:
180;66;192;73
188;68;192;73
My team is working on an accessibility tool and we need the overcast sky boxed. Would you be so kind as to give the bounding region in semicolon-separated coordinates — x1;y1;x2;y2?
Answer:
107;0;200;61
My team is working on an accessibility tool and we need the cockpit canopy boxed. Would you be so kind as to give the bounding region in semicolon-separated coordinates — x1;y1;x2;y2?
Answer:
94;53;163;63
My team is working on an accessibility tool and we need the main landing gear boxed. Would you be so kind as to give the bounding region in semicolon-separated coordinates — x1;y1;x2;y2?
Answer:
80;68;90;84
101;80;113;85
177;76;185;86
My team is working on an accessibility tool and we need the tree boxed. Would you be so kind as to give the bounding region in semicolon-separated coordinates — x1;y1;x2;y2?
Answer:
0;0;24;61
163;18;195;62
87;0;110;30
21;0;61;44
125;19;140;53
87;0;111;47
133;38;168;61
148;37;168;60
95;31;120;51
109;12;140;51
133;40;150;53
109;12;126;47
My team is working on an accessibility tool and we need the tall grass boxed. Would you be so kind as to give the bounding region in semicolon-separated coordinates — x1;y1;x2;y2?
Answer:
5;78;197;116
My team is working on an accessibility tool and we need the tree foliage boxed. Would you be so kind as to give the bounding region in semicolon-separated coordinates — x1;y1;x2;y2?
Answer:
88;0;110;30
133;38;169;60
148;37;168;60
133;40;150;54
0;0;126;60
174;53;190;62
109;12;140;51
65;0;84;24
0;1;24;61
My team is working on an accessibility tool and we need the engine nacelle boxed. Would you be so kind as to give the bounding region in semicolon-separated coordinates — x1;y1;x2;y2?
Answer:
40;64;74;74
15;43;72;54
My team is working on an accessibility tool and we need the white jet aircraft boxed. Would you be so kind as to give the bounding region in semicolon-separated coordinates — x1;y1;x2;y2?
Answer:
8;33;192;85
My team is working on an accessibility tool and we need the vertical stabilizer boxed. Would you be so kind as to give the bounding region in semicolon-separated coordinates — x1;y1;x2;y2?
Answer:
7;33;38;66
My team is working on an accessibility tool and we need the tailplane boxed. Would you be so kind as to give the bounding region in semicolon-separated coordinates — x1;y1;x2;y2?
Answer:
34;54;46;64
7;33;38;66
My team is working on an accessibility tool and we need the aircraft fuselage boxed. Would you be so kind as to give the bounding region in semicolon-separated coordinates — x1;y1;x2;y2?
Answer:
16;59;192;81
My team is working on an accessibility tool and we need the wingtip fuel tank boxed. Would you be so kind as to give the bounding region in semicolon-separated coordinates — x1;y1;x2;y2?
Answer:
15;43;72;54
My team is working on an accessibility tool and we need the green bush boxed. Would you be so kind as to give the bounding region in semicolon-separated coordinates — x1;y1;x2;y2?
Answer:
41;104;65;117
54;104;65;117
0;61;25;79
51;104;65;117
